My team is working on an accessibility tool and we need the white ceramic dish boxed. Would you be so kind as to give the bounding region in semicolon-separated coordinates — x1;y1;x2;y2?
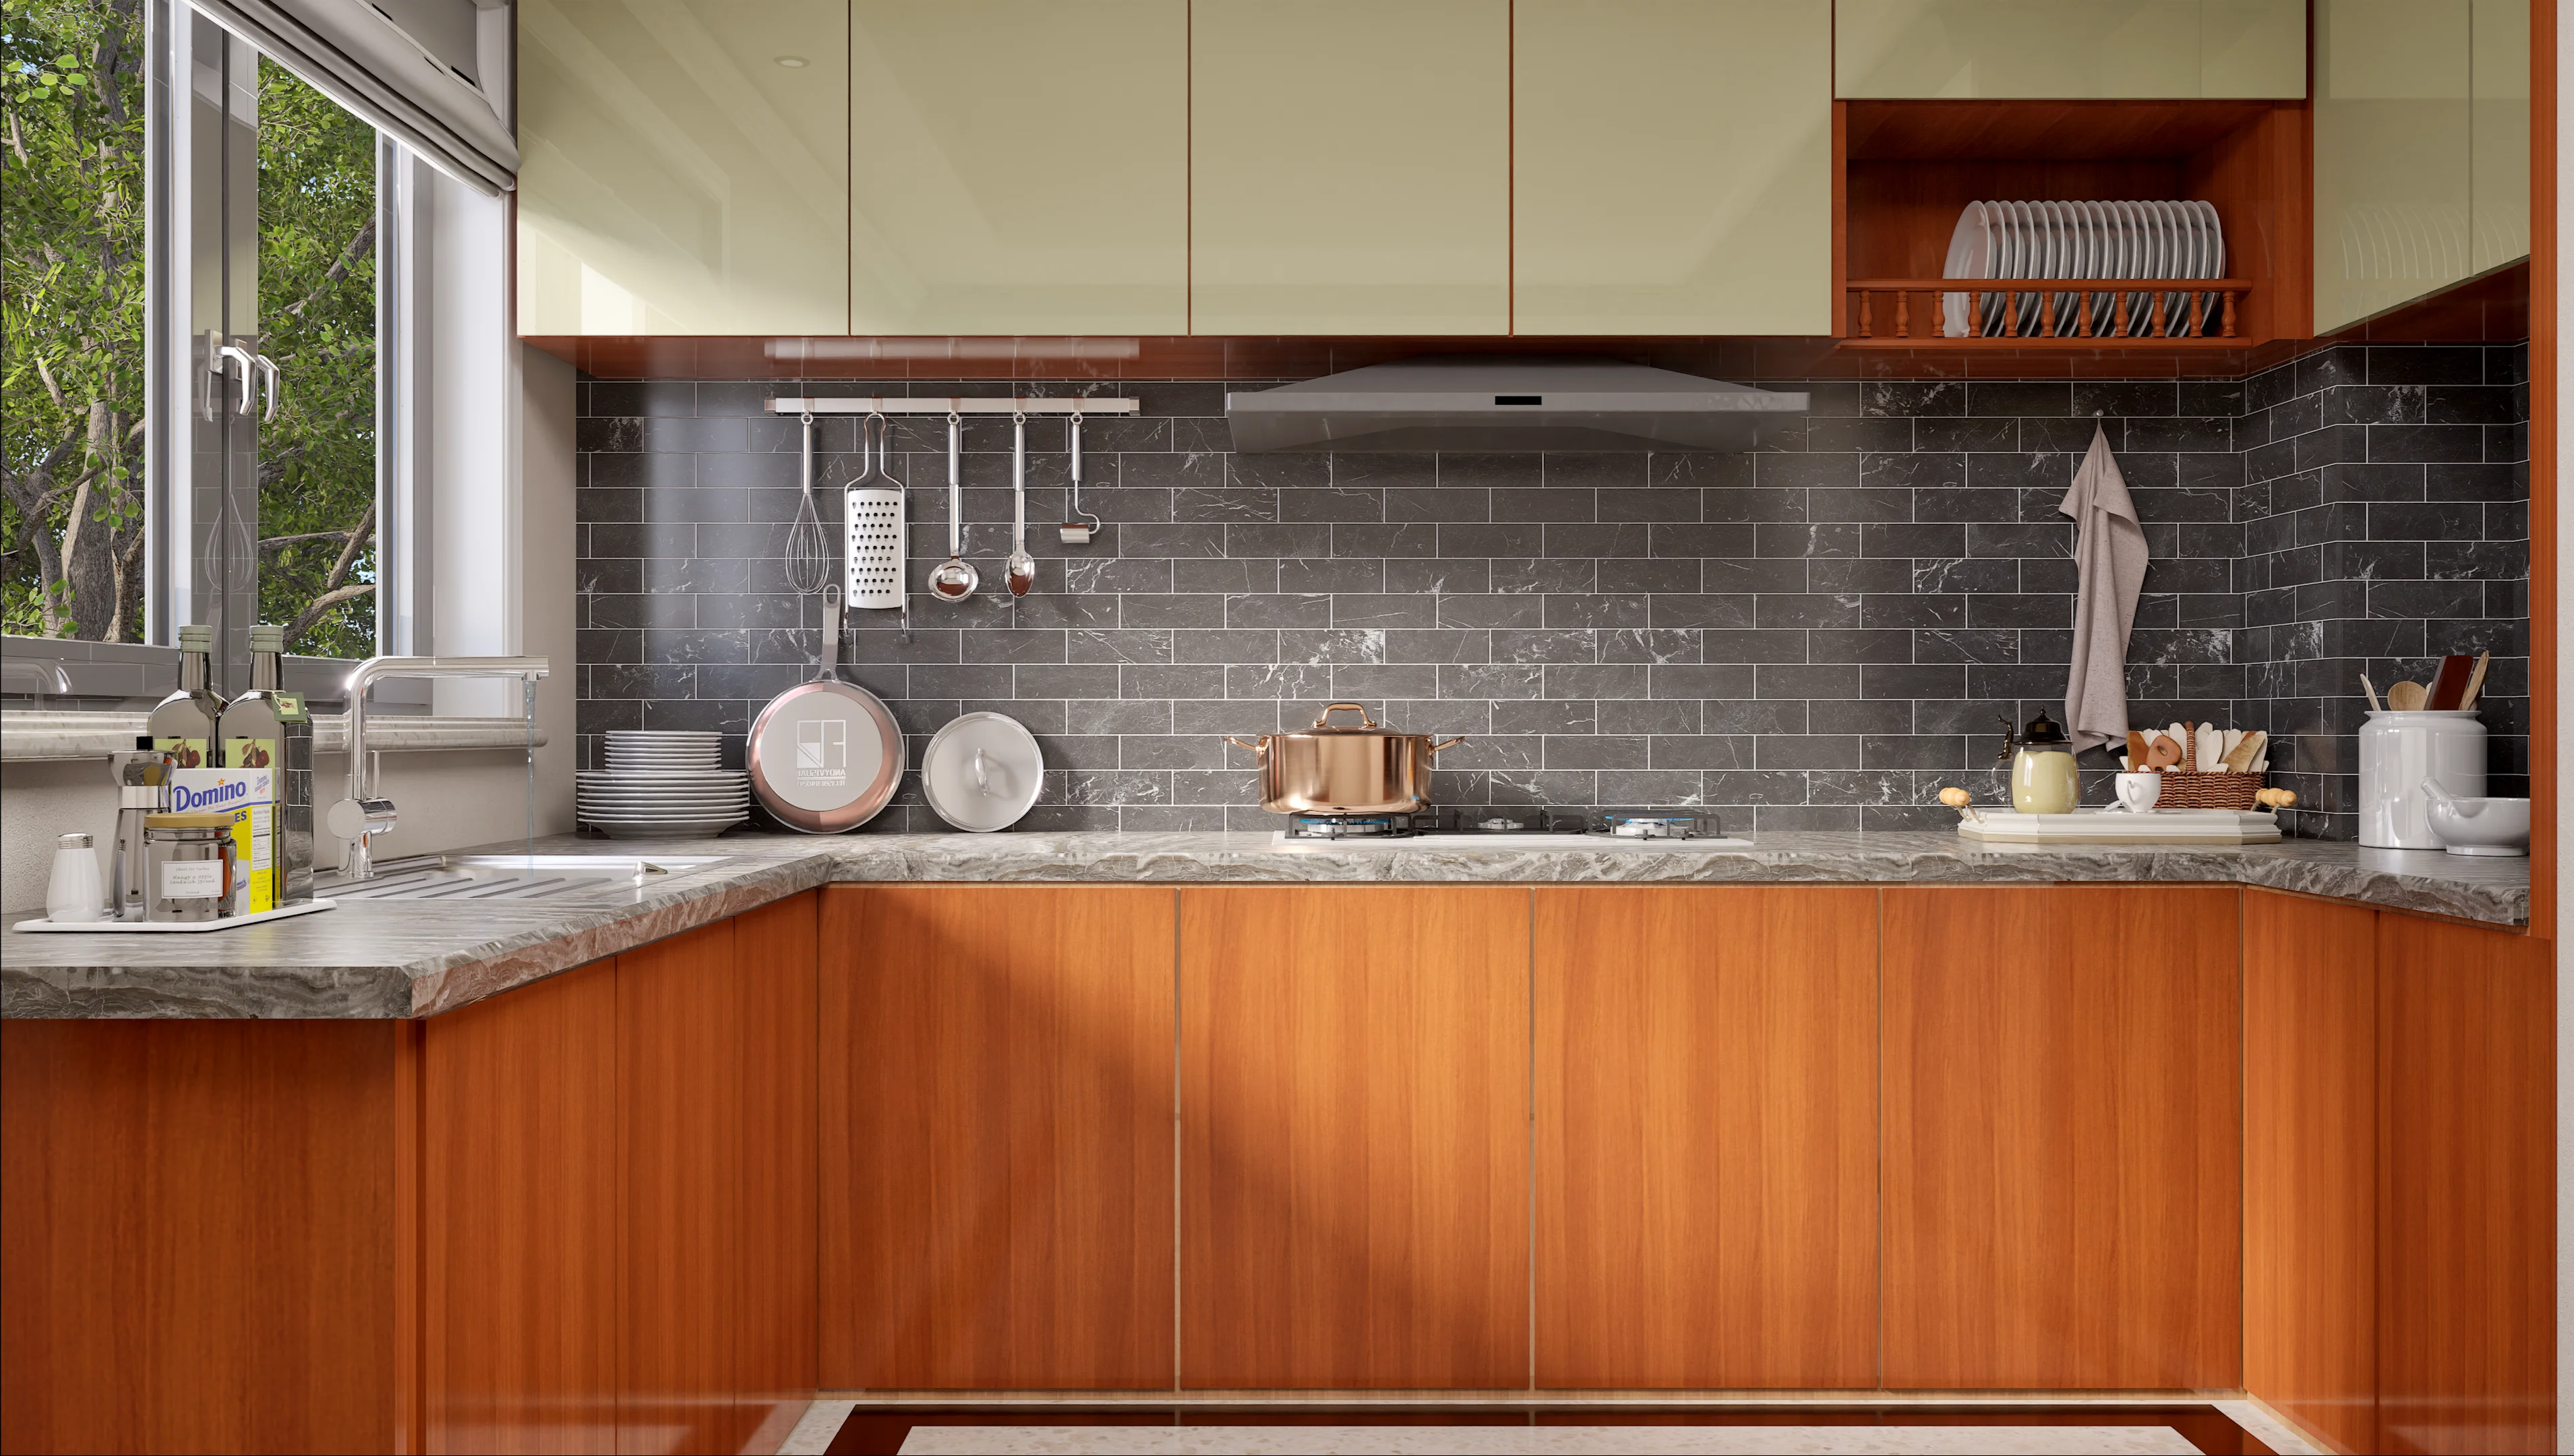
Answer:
2426;795;2531;856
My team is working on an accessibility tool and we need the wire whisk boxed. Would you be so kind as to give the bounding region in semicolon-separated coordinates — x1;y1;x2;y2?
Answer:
785;409;833;597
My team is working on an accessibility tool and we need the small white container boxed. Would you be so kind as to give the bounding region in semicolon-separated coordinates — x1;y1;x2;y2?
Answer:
44;832;104;923
2359;709;2486;848
2114;772;2163;812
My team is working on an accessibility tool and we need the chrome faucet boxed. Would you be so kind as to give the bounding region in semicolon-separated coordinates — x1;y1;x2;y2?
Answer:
328;655;549;881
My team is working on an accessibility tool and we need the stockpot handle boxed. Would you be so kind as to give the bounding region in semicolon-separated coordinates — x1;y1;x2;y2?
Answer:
1222;735;1268;757
1429;736;1467;754
1313;702;1378;729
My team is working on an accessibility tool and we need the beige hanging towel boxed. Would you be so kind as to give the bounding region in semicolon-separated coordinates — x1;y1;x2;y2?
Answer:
2058;422;2149;754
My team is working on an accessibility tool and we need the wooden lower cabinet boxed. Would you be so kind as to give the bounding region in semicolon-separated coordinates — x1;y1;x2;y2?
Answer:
2377;912;2555;1455
1881;885;2243;1390
0;1019;410;1455
1180;886;1530;1389
1532;886;1879;1389
818;885;1178;1390
2244;889;2379;1455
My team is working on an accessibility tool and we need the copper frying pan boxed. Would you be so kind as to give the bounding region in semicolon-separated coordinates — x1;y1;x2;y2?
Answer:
746;584;903;832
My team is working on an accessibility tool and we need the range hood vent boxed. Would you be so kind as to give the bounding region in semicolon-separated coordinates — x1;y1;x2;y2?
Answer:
1224;357;1808;454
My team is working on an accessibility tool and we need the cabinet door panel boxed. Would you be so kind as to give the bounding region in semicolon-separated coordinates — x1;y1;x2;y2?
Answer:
2378;913;2554;1455
518;0;848;334
1180;886;1529;1389
2469;0;2531;272
2314;0;2474;332
849;1;1187;334
1534;886;1878;1389
1189;0;1509;334
1838;0;2234;98
426;961;620;1455
619;920;755;1455
1515;1;1831;335
735;893;819;1453
820;886;1177;1390
1882;886;2242;1389
2243;890;2379;1456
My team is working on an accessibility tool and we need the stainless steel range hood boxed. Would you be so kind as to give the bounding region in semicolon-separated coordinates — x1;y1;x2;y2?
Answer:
1224;357;1808;453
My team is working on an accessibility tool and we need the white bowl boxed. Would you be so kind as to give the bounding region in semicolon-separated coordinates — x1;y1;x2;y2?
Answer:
2426;795;2531;856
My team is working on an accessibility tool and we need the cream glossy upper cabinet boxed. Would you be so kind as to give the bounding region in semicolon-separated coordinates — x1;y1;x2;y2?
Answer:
1516;1;1830;335
1836;1;2306;98
2313;1;2472;331
1189;0;1511;335
849;2;1187;335
2470;0;2531;273
518;0;849;335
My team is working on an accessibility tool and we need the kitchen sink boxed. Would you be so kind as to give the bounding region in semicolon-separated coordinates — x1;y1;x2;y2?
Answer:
317;854;729;904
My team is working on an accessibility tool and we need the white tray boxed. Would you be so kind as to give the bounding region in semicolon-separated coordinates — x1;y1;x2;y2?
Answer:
1956;810;2279;845
13;898;339;934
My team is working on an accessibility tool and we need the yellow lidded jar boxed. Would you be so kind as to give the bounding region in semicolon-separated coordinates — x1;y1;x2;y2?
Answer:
2003;710;2080;814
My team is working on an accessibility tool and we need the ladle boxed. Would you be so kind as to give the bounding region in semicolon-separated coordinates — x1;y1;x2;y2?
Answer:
928;409;978;603
1005;411;1036;596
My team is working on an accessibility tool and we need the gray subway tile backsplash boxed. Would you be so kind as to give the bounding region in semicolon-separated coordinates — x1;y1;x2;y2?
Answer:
574;342;2527;839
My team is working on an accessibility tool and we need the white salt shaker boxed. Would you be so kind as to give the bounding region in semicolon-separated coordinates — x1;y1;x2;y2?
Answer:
46;832;104;923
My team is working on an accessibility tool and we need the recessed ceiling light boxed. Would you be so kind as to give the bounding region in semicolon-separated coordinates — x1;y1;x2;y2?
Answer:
774;55;807;67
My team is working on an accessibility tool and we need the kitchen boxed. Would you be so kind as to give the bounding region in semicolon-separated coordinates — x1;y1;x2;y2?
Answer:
0;2;2557;1454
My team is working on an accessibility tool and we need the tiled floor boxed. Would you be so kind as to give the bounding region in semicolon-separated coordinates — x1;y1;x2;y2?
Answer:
791;1406;2288;1456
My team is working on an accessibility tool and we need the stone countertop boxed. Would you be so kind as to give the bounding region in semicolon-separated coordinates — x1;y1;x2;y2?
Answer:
1;829;2532;1019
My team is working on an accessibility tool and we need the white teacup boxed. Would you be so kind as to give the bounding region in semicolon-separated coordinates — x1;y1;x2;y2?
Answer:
2114;771;2163;813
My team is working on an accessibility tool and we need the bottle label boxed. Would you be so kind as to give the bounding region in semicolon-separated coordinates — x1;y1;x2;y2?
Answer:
154;736;212;768
225;735;278;771
170;768;275;914
159;859;223;899
272;692;308;724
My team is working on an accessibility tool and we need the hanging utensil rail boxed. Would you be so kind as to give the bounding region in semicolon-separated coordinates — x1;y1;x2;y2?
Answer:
767;396;1141;415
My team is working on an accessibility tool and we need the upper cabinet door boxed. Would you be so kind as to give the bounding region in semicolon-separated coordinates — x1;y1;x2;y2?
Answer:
2470;0;2531;273
1189;0;1511;336
517;0;850;335
1515;0;1832;336
2313;0;2472;332
1837;1;2306;99
849;2;1188;335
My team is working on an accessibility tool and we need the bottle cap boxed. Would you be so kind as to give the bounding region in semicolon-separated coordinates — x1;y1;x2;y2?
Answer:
178;624;212;651
58;832;92;848
249;624;285;653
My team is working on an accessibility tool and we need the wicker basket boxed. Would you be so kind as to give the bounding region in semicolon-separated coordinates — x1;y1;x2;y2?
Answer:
2153;768;2267;810
2151;727;2267;810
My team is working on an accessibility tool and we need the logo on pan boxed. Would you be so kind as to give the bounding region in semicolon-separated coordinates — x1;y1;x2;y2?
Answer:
796;720;847;785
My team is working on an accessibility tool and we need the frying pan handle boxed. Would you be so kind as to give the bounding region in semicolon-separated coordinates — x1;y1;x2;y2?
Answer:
820;583;843;680
1428;736;1467;754
1222;735;1267;758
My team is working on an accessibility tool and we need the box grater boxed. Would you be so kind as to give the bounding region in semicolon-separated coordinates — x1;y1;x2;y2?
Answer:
845;486;905;609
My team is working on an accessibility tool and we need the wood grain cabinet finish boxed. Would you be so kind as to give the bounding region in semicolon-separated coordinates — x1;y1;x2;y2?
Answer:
1513;1;1833;335
1180;886;1530;1389
0;1020;409;1455
734;894;822;1452
1836;0;2306;98
2243;889;2379;1456
847;1;1188;334
818;886;1178;1390
1188;0;1512;335
2377;912;2555;1455
517;0;850;334
1881;885;2242;1390
423;959;620;1455
1533;886;1878;1389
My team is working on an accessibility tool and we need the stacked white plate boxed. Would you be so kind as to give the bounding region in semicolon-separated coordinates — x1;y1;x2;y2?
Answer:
580;730;748;839
1942;200;2226;338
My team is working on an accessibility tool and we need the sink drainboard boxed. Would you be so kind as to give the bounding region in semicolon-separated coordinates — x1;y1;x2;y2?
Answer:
317;855;728;903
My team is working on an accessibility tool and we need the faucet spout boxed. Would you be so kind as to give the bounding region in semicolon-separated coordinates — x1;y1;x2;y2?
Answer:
336;656;550;880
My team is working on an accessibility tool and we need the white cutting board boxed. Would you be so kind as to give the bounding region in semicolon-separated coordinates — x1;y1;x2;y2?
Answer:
1956;810;2279;845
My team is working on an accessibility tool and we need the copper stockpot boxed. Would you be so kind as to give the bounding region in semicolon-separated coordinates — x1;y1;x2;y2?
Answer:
1224;703;1466;814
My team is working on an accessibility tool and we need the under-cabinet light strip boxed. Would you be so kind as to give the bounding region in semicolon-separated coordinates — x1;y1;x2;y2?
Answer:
765;396;1142;415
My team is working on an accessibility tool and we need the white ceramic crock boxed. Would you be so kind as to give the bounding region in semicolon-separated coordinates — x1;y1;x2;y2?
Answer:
2358;709;2486;848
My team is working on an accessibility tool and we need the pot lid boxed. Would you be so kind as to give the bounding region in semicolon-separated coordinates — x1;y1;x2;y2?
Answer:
2018;709;2069;747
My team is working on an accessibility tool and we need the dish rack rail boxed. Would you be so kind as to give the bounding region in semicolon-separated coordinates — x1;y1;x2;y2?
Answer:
1843;278;2250;340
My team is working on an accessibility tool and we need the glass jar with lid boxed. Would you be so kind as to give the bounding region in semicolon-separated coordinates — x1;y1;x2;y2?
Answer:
144;811;236;923
1999;709;2080;814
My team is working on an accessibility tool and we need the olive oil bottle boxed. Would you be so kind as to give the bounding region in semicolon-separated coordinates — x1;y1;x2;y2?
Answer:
148;624;227;769
225;624;314;907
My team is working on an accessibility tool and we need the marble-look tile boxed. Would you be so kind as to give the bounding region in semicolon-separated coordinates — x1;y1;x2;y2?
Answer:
2;829;2528;1019
893;1426;2198;1455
